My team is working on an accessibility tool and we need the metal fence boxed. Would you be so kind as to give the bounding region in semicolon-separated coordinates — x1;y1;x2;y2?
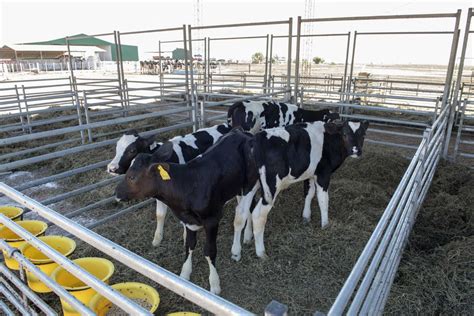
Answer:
0;8;473;315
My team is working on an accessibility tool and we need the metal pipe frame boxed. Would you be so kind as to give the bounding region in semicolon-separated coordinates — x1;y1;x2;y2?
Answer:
0;299;15;316
0;283;32;315
302;12;458;23
443;8;473;158
0;184;252;315
0;239;95;315
0;214;151;315
0;275;36;315
0;264;56;316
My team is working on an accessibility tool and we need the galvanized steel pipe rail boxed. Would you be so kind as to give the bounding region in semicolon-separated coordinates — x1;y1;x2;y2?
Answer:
0;239;95;315
0;214;152;315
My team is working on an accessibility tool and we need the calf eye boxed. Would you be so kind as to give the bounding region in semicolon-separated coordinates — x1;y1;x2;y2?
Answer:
128;175;136;181
129;148;136;153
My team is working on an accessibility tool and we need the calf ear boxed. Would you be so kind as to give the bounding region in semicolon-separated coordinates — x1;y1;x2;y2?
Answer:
361;120;370;130
141;135;156;147
126;129;139;136
324;122;342;134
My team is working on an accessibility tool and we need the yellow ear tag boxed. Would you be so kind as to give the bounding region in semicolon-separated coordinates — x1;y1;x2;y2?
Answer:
157;165;171;181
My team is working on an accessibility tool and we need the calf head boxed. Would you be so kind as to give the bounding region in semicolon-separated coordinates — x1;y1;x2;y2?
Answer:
323;111;340;122
325;120;369;158
107;131;159;175
115;153;171;201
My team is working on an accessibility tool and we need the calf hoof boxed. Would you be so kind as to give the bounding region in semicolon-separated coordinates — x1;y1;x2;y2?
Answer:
180;270;191;281
321;222;330;229
256;252;268;260
231;253;241;262
152;238;162;247
210;284;221;296
303;217;311;224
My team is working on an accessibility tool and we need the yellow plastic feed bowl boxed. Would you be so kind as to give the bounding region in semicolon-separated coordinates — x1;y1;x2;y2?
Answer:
167;313;201;316
20;235;76;293
51;257;115;316
0;205;24;225
0;220;48;270
89;282;160;315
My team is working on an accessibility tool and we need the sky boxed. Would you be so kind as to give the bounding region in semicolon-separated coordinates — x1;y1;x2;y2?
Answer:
0;0;472;65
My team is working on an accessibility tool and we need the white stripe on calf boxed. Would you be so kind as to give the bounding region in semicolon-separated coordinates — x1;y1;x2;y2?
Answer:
316;183;329;228
206;256;221;295
302;177;316;222
180;250;193;280
152;200;168;247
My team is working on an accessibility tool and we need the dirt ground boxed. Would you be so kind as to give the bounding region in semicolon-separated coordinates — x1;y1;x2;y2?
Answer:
10;143;469;315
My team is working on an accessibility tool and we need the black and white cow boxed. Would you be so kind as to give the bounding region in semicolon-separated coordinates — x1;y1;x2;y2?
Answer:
115;129;259;294
226;100;340;249
227;100;339;134
107;124;232;246
246;120;369;258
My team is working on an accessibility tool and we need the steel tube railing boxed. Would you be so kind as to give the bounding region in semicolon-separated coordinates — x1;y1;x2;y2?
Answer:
0;239;95;315
0;214;151;315
0;283;32;316
0;264;56;316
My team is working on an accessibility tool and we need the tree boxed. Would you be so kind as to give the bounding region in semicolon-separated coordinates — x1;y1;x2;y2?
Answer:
251;52;264;64
313;56;325;64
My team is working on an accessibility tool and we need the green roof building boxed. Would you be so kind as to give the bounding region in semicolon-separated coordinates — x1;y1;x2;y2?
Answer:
23;34;139;61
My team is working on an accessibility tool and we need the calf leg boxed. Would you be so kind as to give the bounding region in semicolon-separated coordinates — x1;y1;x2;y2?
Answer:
152;200;168;246
231;184;259;261
243;195;258;244
302;178;316;222
252;198;273;259
179;227;197;280
316;182;329;228
204;218;221;295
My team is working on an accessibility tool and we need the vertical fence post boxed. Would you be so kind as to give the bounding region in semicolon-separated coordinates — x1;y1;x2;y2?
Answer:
73;91;86;144
14;85;26;133
347;31;357;103
158;40;164;98
268;34;274;94
264;34;270;94
199;98;206;128
123;79;130;115
117;31;127;107
203;37;208;93
286;17;293;102
341;32;351;103
82;91;93;143
113;31;125;115
432;97;441;123
444;8;471;159
192;83;199;132
21;85;32;134
453;99;467;161
294;16;301;105
188;25;197;129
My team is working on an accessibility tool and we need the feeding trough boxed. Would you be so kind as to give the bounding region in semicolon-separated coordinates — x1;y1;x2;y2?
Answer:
20;235;76;293
0;220;48;270
0;205;24;226
51;257;115;316
167;312;201;316
89;282;160;315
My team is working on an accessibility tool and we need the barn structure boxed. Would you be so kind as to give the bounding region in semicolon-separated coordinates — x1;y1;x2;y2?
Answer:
0;34;138;62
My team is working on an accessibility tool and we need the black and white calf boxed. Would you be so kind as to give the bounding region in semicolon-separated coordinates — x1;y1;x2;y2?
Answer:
227;100;340;249
227;100;339;134
115;129;259;294
249;120;369;258
107;124;232;246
